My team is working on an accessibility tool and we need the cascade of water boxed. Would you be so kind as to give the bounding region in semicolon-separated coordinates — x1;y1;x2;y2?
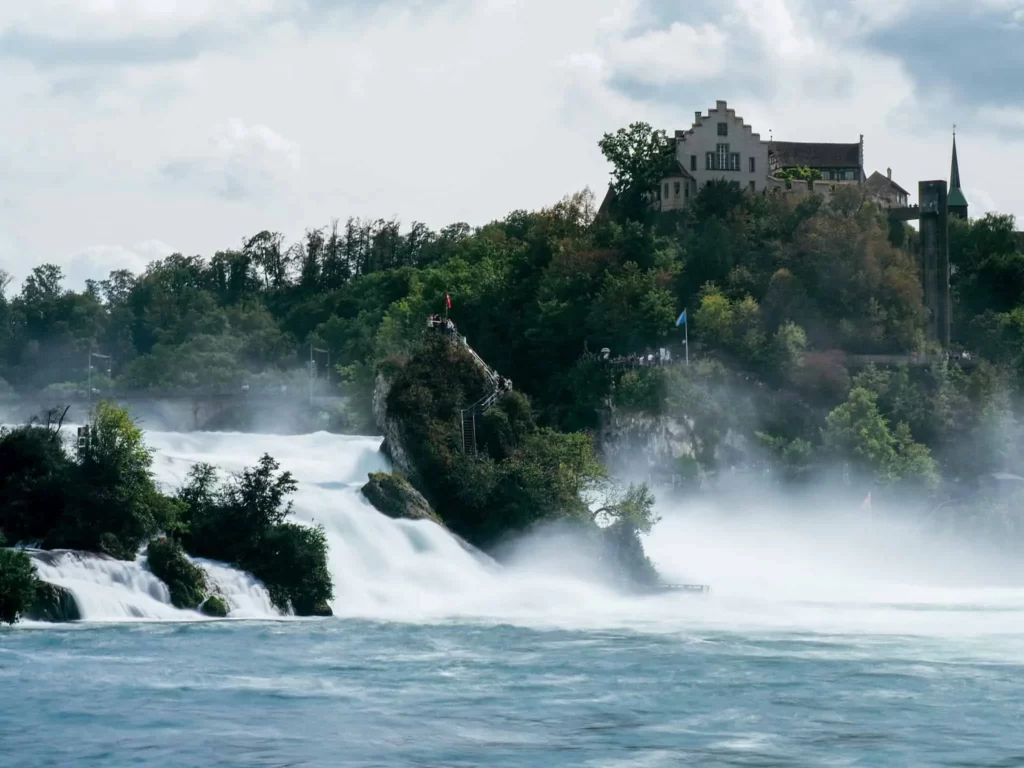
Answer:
29;550;188;621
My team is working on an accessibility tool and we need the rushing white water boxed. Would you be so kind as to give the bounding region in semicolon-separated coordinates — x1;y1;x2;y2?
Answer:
29;550;189;621
146;430;615;624
25;548;281;622
18;426;1024;640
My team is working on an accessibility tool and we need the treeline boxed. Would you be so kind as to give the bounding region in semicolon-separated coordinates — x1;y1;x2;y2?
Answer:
0;123;1022;487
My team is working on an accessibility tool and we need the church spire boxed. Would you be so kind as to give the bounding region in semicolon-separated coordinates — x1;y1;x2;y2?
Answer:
950;126;962;190
948;126;969;219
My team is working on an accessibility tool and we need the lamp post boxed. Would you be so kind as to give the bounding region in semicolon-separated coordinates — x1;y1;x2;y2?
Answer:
87;352;111;403
309;344;329;402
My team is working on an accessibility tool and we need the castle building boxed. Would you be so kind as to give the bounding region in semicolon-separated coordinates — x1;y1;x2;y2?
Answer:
768;138;864;182
659;100;769;213
864;168;910;209
647;99;911;213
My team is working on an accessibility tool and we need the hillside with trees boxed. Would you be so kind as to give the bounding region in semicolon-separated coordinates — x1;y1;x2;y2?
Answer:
0;122;1022;496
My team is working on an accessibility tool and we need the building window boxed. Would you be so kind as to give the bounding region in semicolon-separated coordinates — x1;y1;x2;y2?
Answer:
706;152;714;170
717;122;728;136
663;183;669;198
674;181;681;196
749;156;756;173
730;153;740;171
716;143;729;171
690;155;697;171
749;181;756;193
685;184;689;199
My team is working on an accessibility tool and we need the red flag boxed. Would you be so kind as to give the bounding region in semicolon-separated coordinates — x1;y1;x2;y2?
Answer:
860;492;871;511
445;292;452;309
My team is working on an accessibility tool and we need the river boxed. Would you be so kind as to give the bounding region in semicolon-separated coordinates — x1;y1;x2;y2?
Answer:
3;430;1024;766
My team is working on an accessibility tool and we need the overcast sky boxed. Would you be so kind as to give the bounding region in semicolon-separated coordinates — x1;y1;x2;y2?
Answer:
1;0;1021;291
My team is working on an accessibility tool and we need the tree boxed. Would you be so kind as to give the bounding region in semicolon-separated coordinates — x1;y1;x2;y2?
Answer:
591;483;660;534
823;387;937;487
598;122;674;220
0;535;40;625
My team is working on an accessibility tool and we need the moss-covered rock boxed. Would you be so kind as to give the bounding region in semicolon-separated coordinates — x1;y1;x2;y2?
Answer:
361;472;443;525
26;581;81;622
310;600;333;617
199;595;229;617
146;537;208;610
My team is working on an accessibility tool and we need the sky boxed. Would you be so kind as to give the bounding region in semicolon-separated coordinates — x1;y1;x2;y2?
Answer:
1;0;1021;291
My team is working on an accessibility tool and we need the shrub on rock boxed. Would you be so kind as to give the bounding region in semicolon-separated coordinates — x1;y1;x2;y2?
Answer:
0;536;40;625
146;537;208;610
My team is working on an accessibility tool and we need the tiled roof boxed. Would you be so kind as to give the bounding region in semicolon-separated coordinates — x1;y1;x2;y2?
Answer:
865;171;909;197
664;161;694;180
770;141;860;169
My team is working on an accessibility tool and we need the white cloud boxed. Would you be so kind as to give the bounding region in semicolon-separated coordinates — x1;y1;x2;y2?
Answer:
0;0;284;40
607;23;728;83
162;119;301;201
62;241;177;290
0;0;1022;289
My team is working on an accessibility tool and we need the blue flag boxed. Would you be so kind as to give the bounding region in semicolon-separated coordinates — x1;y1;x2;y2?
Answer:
676;310;687;327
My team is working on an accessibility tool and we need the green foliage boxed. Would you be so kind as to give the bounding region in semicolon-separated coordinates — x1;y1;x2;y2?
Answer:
384;338;651;560
598;122;674;220
756;432;814;481
146;537;209;610
823;387;938;487
0;424;73;545
0;538;40;625
0;404;178;559
200;595;229;618
179;457;332;615
593;483;660;534
614;368;666;413
53;402;181;558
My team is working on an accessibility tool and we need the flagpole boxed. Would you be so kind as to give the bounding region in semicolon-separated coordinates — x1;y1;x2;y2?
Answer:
684;308;689;365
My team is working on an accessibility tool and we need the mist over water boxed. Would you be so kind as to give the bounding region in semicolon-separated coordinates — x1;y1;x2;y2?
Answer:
8;428;1024;766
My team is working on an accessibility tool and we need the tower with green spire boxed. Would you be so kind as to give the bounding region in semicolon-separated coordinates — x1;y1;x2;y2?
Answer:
948;127;969;219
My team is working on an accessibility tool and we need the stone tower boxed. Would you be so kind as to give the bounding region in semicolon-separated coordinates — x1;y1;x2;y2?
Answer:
948;130;969;220
919;180;951;348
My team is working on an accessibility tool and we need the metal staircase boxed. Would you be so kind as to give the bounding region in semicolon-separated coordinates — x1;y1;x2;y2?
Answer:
461;408;478;458
429;316;509;458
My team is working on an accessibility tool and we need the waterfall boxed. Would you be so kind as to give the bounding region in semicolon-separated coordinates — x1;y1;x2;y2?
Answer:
29;550;188;621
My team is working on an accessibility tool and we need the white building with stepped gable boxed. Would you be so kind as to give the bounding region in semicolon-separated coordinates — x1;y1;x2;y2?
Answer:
603;99;907;215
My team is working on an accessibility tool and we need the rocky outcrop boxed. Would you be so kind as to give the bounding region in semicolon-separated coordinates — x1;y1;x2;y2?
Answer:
372;370;419;484
26;582;81;622
361;472;443;526
599;407;751;485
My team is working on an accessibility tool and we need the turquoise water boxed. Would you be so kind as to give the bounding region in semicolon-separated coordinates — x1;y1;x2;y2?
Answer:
3;617;1024;766
4;430;1024;766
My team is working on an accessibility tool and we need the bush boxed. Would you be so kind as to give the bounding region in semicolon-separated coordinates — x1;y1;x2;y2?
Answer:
254;523;333;616
178;457;334;616
0;425;72;545
0;536;40;625
146;537;208;610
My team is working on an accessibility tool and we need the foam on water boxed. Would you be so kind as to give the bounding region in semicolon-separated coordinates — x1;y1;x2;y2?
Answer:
16;426;1024;639
145;430;623;625
25;548;281;622
29;550;190;621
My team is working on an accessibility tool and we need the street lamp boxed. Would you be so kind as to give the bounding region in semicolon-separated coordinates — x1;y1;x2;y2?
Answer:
309;344;329;402
87;352;111;402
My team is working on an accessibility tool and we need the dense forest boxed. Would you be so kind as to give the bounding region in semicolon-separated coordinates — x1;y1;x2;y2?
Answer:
1;123;1023;492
